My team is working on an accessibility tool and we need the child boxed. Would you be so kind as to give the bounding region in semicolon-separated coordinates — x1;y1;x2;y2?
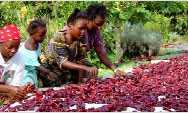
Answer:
19;19;57;87
0;25;34;105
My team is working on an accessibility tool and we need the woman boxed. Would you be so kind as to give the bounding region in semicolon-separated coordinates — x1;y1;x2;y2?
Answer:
43;8;98;87
62;3;126;77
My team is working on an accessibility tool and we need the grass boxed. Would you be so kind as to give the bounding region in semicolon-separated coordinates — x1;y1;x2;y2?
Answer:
156;47;186;60
98;60;150;77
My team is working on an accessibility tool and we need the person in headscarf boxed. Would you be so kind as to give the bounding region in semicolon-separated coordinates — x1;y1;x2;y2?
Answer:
0;25;35;106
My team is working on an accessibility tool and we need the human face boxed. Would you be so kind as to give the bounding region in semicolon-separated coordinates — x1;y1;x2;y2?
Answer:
0;40;20;61
31;27;47;43
87;15;105;31
69;18;87;40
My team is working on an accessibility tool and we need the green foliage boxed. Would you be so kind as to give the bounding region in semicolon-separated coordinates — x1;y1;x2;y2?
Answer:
168;32;183;43
0;1;25;27
144;1;188;16
0;1;188;69
120;22;162;59
144;13;171;43
175;15;188;35
144;1;188;36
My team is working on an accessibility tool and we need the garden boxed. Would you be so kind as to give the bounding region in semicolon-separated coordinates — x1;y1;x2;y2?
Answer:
0;1;188;112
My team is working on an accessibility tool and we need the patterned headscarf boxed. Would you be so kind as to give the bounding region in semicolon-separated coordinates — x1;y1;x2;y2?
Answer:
0;25;21;42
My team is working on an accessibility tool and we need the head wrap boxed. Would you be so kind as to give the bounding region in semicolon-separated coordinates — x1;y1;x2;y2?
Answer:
0;25;21;42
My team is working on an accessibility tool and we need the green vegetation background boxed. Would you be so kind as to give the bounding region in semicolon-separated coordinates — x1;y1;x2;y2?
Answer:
1;1;188;76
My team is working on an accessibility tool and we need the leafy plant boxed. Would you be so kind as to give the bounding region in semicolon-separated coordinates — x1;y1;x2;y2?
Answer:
120;22;162;59
144;13;170;43
168;32;183;43
175;15;188;35
0;1;188;69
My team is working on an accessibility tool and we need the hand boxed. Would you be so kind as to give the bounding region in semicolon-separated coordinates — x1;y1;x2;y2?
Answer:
23;83;36;93
114;69;127;77
48;72;57;79
86;66;98;77
8;86;26;100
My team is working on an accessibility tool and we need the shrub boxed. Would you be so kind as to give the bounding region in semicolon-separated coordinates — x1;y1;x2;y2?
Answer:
168;32;183;43
120;22;162;59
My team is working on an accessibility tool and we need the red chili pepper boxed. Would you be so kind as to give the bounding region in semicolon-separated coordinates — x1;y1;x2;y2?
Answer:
34;93;43;100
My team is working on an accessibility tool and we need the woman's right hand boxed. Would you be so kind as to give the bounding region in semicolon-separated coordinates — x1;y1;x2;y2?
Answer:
86;66;98;77
8;86;26;100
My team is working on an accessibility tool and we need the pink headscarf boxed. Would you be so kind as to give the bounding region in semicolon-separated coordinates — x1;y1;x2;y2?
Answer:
0;25;21;42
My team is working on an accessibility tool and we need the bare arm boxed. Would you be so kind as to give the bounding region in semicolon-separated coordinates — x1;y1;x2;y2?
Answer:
93;32;125;76
98;53;126;77
98;53;117;71
0;84;10;93
36;65;50;74
61;60;98;77
0;84;26;99
61;60;88;71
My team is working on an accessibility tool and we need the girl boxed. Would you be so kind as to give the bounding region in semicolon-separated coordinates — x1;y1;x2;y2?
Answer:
43;8;98;86
0;25;34;105
19;19;57;87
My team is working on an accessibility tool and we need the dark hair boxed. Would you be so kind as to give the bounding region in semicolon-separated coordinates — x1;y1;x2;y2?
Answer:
67;8;87;24
85;3;108;20
27;19;46;35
